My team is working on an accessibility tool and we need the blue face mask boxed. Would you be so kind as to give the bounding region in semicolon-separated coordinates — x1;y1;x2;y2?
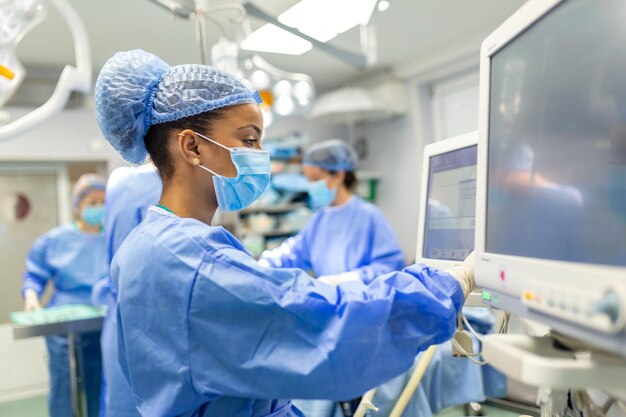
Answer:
195;132;271;212
307;179;337;209
82;205;105;227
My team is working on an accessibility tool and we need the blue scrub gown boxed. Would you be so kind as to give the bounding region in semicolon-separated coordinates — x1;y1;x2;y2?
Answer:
260;197;494;416
262;196;433;417
95;165;162;417
111;207;464;417
259;197;404;282
23;224;108;417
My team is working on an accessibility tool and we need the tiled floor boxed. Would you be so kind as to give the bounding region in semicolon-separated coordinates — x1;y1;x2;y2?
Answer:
0;398;525;417
436;405;522;417
0;395;47;417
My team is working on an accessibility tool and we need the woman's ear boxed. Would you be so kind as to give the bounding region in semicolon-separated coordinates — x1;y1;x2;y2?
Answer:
331;171;346;189
177;129;202;166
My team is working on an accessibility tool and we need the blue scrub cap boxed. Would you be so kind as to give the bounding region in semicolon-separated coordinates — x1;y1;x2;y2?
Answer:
95;49;263;164
72;173;106;210
303;139;359;172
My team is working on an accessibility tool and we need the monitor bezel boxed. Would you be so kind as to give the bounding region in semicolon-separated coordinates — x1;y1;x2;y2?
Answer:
475;0;626;356
415;131;478;271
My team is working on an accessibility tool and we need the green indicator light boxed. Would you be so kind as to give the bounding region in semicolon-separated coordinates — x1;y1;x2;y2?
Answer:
482;292;491;301
492;297;499;304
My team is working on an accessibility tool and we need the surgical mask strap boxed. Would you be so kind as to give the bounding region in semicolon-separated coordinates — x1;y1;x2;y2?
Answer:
195;130;268;155
179;131;232;178
194;131;231;152
197;163;223;177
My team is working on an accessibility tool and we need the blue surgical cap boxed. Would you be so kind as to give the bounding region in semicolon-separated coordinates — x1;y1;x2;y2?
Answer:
95;49;262;164
72;173;106;210
303;139;359;171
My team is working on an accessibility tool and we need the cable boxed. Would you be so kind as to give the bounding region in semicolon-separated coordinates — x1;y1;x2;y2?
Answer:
450;338;488;365
495;312;510;334
461;312;485;342
615;400;626;414
575;390;609;417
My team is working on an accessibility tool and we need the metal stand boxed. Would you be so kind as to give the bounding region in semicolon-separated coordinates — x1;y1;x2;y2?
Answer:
13;315;103;417
68;333;84;417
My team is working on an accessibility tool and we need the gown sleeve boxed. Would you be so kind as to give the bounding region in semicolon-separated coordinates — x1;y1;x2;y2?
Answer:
351;208;405;284
187;248;463;401
22;233;54;297
258;229;313;271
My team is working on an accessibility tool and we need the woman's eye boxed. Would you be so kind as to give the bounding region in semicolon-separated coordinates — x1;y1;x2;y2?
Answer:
243;139;257;147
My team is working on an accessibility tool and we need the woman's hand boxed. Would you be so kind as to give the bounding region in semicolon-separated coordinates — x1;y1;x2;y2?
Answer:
446;251;476;298
318;271;360;285
24;289;42;311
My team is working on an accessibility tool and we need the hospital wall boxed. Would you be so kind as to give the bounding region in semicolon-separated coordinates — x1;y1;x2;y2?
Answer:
356;55;480;264
356;113;423;263
0;106;124;167
267;116;348;144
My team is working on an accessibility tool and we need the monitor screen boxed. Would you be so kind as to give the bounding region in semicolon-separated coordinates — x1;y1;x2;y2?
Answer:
423;145;477;261
487;0;626;266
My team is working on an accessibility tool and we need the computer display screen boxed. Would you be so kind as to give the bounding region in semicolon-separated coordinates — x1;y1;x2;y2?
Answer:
487;0;626;266
423;145;477;261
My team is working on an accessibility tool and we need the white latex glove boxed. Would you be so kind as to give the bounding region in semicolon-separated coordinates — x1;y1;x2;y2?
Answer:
24;289;42;311
318;271;361;285
446;251;476;298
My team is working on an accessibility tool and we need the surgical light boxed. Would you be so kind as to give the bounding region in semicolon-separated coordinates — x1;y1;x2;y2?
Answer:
293;80;313;100
240;24;312;55
0;0;46;108
0;0;92;140
250;70;270;90
273;80;292;97
261;106;273;127
377;0;390;12
274;95;295;116
278;0;378;42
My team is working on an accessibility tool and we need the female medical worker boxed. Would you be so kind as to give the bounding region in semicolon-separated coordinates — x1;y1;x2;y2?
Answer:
259;139;404;286
95;49;475;417
22;173;107;417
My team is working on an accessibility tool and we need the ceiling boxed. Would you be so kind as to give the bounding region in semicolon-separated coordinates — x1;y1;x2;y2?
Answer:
15;0;527;92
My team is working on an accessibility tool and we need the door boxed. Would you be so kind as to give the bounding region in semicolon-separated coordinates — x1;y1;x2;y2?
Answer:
0;164;69;323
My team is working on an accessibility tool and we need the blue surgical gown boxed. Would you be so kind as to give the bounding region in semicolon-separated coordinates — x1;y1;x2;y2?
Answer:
261;198;492;416
23;224;107;417
112;207;463;417
261;196;427;417
259;197;404;282
95;165;162;417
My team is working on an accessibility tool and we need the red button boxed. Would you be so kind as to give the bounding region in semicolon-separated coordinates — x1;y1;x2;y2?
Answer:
500;271;506;281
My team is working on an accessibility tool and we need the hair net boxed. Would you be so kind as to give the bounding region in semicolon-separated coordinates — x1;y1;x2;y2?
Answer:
72;173;106;210
95;49;262;164
303;139;359;172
